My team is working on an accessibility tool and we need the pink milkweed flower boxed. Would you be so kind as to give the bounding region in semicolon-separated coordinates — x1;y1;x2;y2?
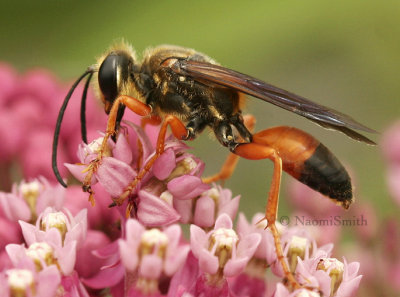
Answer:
381;120;400;164
295;255;362;297
136;190;181;227
19;207;87;250
381;121;400;206
118;219;190;296
65;132;136;198
6;241;76;276
191;185;241;228
5;242;91;297
0;177;65;223
0;265;61;297
190;213;261;289
274;283;321;297
236;212;278;266
270;225;333;279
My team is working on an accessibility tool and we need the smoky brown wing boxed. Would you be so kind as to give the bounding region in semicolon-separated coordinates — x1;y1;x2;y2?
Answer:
169;59;376;144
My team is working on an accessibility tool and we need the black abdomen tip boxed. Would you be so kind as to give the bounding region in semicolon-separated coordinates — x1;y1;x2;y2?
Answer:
299;143;353;209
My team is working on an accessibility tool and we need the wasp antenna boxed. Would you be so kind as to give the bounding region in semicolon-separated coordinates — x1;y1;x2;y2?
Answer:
80;71;94;144
52;69;93;187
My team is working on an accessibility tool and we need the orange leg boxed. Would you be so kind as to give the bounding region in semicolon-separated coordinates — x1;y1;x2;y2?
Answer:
114;115;188;216
83;96;152;204
234;142;300;289
203;114;256;184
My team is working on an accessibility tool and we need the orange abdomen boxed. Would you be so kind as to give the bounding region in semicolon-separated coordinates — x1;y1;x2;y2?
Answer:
252;126;353;208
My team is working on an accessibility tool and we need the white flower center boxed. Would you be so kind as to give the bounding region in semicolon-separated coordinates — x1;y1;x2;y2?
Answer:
40;211;68;241
20;181;42;217
160;191;173;205
26;242;56;270
7;269;34;293
87;137;104;154
317;258;344;296
166;156;198;181
20;181;41;197
209;228;239;268
288;235;309;272
204;188;220;204
140;229;169;258
295;289;321;297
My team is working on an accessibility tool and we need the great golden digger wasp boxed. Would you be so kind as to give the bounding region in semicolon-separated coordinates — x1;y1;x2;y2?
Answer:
52;42;376;288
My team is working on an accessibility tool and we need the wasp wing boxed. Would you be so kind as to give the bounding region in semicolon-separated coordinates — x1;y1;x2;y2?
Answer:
169;60;376;144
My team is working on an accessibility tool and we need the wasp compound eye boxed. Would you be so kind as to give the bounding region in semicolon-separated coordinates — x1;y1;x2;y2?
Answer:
98;53;133;111
98;54;119;106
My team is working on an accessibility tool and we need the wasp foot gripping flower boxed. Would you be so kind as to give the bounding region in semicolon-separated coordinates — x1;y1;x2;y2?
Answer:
65;133;136;205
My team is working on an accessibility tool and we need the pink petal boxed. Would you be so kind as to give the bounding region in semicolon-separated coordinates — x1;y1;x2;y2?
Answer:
223;257;249;277
336;275;362;297
168;175;209;200
167;252;199;297
273;283;290;297
139;254;163;279
381;121;400;162
386;166;400;206
19;221;37;246
36;184;65;214
217;195;240;220
197;248;219;275
74;230;110;278
125;219;145;245
5;244;26;266
43;227;63;247
58;241;77;275
236;233;261;258
0;193;31;221
193;196;215;228
37;265;62;297
173;199;193;223
92;241;119;259
113;133;133;164
164;245;190;276
137;190;180;226
64;163;91;183
163;224;181;248
118;239;139;271
153;148;176;180
96;157;136;197
189;225;208;258
214;213;233;229
0;218;21;249
82;262;125;289
123;120;154;160
345;260;360;278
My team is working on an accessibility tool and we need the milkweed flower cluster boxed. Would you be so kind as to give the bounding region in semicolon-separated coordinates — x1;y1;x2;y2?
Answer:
0;64;364;297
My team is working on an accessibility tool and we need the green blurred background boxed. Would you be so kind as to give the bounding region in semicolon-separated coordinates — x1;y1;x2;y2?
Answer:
1;0;399;216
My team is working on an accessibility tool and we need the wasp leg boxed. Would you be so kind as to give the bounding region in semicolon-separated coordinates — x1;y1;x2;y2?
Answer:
203;115;255;184
115;115;188;217
141;114;162;129
233;142;300;290
83;96;152;203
